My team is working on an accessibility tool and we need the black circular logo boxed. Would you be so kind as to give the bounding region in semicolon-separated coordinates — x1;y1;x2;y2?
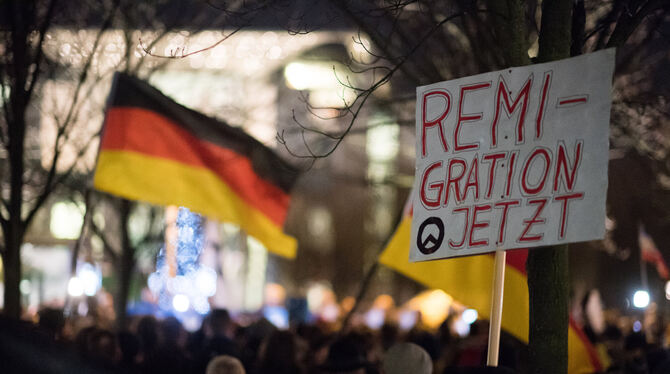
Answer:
416;217;445;255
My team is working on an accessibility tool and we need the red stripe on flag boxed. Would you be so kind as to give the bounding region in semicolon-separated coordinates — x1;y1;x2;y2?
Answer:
485;249;527;274
100;107;290;225
505;249;528;275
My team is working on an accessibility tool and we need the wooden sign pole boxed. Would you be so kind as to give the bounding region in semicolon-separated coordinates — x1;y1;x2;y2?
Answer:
487;249;507;366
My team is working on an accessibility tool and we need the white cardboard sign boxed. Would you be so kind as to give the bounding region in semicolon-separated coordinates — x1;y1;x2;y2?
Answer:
410;49;615;261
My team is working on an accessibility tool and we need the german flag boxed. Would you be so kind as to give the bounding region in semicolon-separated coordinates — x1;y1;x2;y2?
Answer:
379;197;604;373
94;73;299;258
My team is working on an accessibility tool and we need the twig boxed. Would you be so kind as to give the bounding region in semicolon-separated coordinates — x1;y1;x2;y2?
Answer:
139;27;244;58
278;11;466;159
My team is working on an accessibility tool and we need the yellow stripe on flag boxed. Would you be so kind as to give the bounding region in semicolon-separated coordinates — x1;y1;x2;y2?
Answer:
379;215;601;372
568;324;601;374
94;150;297;258
379;216;528;341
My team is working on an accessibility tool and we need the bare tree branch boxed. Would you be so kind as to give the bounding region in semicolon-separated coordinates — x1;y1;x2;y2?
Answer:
57;1;118;135
131;29;172;74
25;0;58;100
278;11;465;159
90;216;119;265
21;2;119;228
22;126;99;228
606;0;666;48
331;1;426;85
140;27;244;59
137;0;274;59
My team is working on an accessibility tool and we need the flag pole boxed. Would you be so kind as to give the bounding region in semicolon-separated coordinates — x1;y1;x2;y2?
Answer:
487;249;506;366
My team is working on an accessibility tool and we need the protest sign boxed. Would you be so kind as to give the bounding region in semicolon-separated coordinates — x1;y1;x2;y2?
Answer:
411;49;615;261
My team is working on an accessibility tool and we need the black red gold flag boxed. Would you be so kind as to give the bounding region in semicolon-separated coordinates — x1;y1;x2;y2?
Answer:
94;73;298;258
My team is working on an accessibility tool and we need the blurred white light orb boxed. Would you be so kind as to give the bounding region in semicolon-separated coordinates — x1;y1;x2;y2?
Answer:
78;263;101;297
68;277;84;297
633;290;650;309
462;309;478;325
195;267;217;297
172;294;190;312
20;279;31;295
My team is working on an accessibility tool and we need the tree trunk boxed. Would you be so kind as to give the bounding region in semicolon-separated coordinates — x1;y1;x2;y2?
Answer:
537;0;573;63
2;0;31;320
489;1;573;372
4;80;27;320
115;199;134;330
487;0;531;67
527;245;569;373
527;1;573;373
3;144;25;318
4;120;25;318
3;230;22;319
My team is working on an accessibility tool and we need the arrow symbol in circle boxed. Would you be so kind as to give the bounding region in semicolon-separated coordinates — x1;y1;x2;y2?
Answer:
422;234;439;249
416;217;445;255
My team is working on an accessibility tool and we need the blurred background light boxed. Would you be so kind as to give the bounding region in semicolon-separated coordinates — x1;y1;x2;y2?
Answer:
320;303;339;323
307;282;334;313
193;296;211;315
398;310;418;331
284;61;335;90
633;290;650;308
50;201;84;239
264;283;287;306
406;289;453;329
372;294;394;311
78;263;101;297
453;317;471;337
148;272;162;295
462;308;478;325
194;266;218;297
264;305;289;329
67;276;84;297
283;60;357;107
182;314;201;332
172;294;190;312
19;279;31;295
364;308;385;330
